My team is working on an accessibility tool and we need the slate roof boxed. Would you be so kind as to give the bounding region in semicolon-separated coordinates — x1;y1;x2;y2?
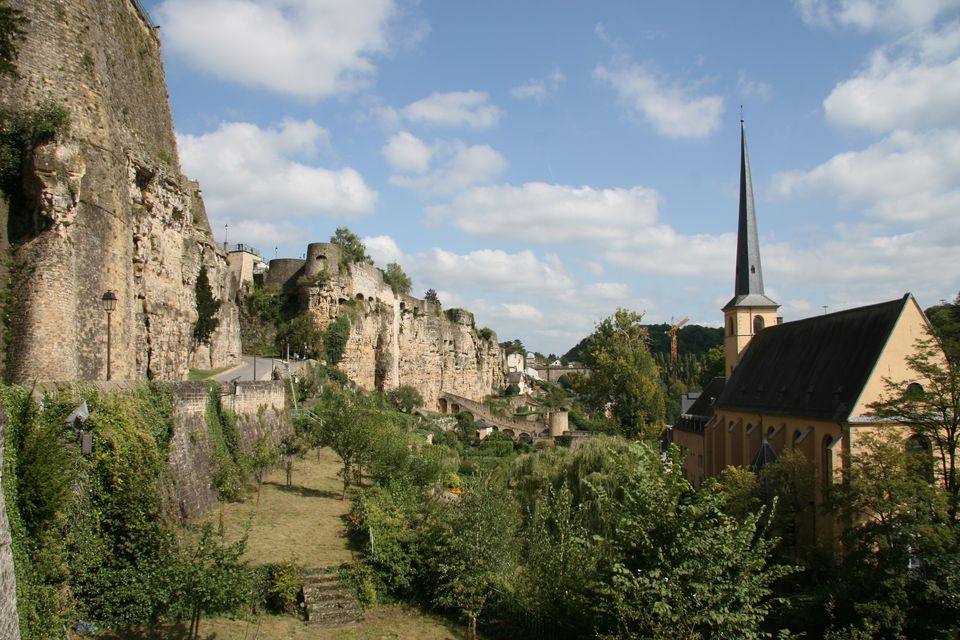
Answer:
674;377;726;433
716;294;910;422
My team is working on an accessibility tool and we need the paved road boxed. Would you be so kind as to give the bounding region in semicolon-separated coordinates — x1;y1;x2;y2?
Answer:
211;355;278;382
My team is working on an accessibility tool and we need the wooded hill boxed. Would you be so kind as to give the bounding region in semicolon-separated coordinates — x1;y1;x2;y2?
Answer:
562;323;722;363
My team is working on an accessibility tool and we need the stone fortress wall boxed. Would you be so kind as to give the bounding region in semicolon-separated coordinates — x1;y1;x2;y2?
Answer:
266;242;505;409
0;0;240;384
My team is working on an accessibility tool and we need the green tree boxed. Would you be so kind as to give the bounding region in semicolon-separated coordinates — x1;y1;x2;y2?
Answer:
827;431;960;638
383;262;412;295
424;288;440;305
926;292;960;363
324;314;350;365
193;262;221;345
276;313;324;359
869;335;960;522
331;227;373;265
574;308;665;437
387;385;423;413
425;475;520;640
305;390;377;499
699;344;726;388
509;438;794;639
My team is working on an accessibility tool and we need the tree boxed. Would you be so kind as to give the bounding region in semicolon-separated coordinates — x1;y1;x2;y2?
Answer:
323;314;350;365
926;293;960;363
383;262;412;295
0;3;26;79
331;227;372;265
827;431;960;638
387;385;423;413
575;309;665;437
193;262;221;345
275;313;324;360
869;335;960;523
306;390;377;499
509;438;794;639
426;475;520;640
424;288;440;305
699;344;726;388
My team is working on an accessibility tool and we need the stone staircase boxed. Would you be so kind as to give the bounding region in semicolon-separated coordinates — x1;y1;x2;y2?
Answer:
301;566;363;628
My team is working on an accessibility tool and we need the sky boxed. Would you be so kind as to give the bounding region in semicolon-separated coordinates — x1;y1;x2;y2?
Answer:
141;0;960;356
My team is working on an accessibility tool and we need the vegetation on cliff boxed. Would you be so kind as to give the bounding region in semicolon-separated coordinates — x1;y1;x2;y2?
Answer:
193;262;221;345
1;384;253;638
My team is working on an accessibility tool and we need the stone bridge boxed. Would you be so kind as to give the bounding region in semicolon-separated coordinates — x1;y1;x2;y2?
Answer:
437;392;566;440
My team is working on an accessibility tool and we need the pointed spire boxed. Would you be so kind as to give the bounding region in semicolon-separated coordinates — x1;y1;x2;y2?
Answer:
736;119;764;295
725;119;777;309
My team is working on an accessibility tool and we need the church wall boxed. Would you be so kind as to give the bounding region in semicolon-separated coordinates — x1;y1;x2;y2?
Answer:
850;298;935;417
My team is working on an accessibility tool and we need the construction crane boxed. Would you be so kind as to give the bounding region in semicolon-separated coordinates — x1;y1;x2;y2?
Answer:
666;316;689;360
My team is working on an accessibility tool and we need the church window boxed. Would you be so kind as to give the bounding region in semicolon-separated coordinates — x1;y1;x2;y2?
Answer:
906;434;934;482
753;315;765;334
822;435;834;488
728;317;734;336
906;382;924;401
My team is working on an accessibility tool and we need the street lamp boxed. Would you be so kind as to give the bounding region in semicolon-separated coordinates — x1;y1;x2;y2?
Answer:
101;290;117;380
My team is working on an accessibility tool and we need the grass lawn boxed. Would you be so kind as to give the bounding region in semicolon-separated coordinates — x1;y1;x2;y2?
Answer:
188;364;236;380
99;447;469;639
211;447;356;568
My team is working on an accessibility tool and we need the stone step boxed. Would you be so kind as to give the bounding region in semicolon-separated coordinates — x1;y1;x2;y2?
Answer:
300;565;362;628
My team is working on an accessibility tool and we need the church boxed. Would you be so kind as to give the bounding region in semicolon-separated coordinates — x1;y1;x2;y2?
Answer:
671;121;936;544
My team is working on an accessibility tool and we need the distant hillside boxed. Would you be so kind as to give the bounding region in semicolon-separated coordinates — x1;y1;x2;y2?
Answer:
562;323;723;363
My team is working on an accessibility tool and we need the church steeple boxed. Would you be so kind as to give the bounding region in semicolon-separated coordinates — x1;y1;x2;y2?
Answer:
735;119;765;297
723;118;779;377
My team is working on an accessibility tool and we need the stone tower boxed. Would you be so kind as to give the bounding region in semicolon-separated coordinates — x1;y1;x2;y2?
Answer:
722;120;779;377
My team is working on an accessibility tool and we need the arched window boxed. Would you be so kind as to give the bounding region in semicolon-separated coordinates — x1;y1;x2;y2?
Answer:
906;382;924;401
822;435;834;488
753;315;765;334
727;317;735;336
793;430;803;447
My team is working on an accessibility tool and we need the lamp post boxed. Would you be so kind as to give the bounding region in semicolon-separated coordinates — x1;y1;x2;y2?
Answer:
101;290;117;380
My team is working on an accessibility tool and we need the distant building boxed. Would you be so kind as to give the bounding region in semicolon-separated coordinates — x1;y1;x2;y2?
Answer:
227;243;266;288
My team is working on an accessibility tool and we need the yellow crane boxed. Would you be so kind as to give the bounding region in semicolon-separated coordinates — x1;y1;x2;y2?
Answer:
666;316;689;360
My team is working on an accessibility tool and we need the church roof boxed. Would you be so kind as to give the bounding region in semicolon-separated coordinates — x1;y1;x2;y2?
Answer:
716;294;911;422
725;120;777;311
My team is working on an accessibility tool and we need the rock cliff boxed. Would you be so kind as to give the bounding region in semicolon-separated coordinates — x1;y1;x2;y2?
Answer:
268;242;505;409
0;0;239;383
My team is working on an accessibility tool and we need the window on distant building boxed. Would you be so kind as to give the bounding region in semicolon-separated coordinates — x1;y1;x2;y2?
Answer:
753;315;765;334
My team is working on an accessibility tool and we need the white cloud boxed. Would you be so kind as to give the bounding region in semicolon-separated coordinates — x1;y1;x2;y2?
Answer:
155;0;409;101
796;0;960;32
482;303;545;322
400;91;503;129
425;182;661;243
411;248;574;295
594;58;724;139
381;131;433;173
511;69;566;102
363;235;404;265
390;142;507;197
581;282;631;301
823;24;960;133
178;119;377;219
771;128;960;223
737;71;773;101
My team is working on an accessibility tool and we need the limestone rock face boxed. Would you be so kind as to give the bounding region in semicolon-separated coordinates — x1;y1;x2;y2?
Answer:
294;245;505;408
0;0;240;382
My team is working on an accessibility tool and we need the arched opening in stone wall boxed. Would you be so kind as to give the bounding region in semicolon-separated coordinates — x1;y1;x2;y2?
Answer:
356;293;364;300
438;397;448;413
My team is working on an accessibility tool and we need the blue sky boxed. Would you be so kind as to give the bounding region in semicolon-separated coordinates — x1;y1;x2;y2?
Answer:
142;0;960;355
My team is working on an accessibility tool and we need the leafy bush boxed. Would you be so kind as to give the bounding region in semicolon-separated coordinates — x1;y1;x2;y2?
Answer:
324;315;350;365
382;262;412;295
265;560;304;614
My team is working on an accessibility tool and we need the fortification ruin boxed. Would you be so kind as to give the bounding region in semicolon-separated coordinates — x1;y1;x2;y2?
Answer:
0;0;240;384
